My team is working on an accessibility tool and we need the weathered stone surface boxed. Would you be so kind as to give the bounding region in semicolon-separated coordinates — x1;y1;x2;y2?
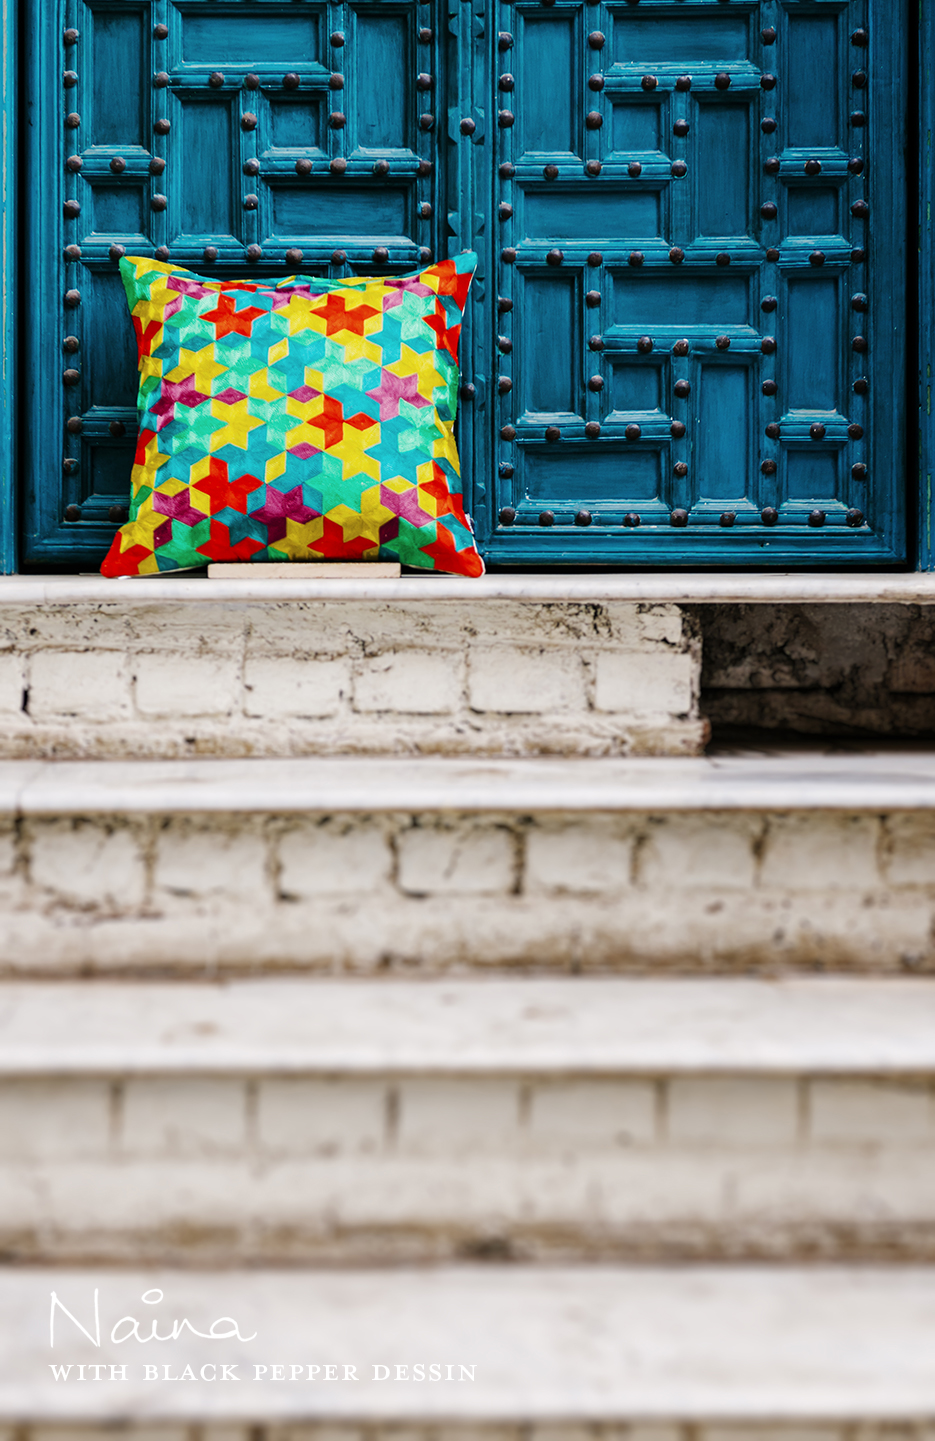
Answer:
698;603;935;737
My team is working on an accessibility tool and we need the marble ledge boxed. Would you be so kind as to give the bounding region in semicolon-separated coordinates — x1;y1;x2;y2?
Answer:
1;975;933;1077
3;1265;935;1419
0;751;935;817
0;571;934;606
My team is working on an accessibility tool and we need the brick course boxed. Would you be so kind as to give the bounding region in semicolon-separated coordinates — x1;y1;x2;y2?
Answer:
3;808;933;974
1;1062;933;1264
0;599;704;758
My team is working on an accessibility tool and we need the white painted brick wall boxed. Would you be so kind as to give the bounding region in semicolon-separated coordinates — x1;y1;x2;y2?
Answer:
396;1080;520;1153
529;1081;656;1148
2;807;935;972
0;598;704;756
3;1063;935;1261
258;1078;385;1155
154;821;268;900
278;820;393;897
397;824;516;895
594;650;695;718
29;650;132;722
354;652;463;714
468;650;586;714
525;821;633;893
0;1079;111;1160
121;1078;246;1156
135;651;241;717
244;655;349;718
28;819;147;908
666;1079;800;1146
0;651;23;714
639;816;760;890
762;816;881;891
808;1080;934;1143
885;815;935;885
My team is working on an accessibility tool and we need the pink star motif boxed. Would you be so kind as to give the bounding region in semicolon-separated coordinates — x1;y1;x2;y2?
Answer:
150;373;210;430
379;483;433;528
153;489;208;527
215;387;248;405
167;276;213;299
289;385;321;403
249;485;321;543
366;368;430;421
385;277;434;298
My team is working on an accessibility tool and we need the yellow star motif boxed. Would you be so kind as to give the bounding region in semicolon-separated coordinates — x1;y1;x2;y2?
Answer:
285;421;320;452
131;433;170;492
250;368;285;404
140;355;164;387
338;334;382;365
269;516;327;559
118;494;166;552
209;397;264;451
153;474;187;498
132;283;172;337
326;502;382;548
386;343;444;399
166;343;228;397
433;419;459;469
333;419;381;483
265;452;287;485
285;295;329;338
359;483;396;531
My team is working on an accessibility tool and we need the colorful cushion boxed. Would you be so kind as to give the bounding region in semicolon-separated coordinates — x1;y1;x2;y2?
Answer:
101;253;483;578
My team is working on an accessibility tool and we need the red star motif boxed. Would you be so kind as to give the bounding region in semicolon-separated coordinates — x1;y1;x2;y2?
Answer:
316;516;379;560
422;300;462;361
192;459;263;514
317;293;380;338
421;464;466;521
421;524;483;577
433;258;474;313
197;520;266;563
306;395;347;449
133;317;164;358
201;293;267;339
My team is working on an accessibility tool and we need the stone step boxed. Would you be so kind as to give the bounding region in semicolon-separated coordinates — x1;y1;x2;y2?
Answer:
2;975;934;1264
0;577;705;760
4;574;933;760
0;751;933;973
4;1264;935;1421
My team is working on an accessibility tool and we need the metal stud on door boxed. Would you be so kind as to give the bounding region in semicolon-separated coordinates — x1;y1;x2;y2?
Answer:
480;0;907;565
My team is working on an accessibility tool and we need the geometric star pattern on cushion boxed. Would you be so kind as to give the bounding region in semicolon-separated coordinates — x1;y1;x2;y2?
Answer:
101;252;483;578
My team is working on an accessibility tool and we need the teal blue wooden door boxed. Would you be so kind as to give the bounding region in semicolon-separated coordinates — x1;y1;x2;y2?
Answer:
24;0;444;564
24;0;907;567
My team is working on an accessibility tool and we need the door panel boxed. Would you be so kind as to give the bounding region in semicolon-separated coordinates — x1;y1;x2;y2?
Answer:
23;0;908;567
477;0;908;563
24;0;445;561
